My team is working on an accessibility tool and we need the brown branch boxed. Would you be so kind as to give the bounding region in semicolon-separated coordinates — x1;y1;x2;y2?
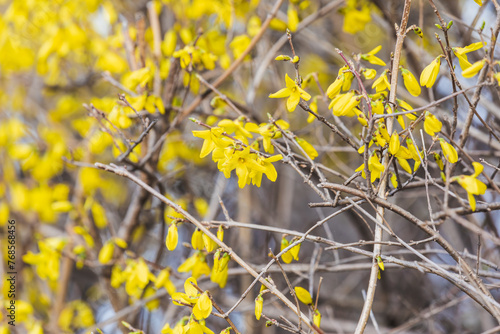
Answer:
319;182;500;320
94;162;321;333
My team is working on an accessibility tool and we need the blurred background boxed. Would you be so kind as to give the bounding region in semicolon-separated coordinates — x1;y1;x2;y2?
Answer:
1;0;499;333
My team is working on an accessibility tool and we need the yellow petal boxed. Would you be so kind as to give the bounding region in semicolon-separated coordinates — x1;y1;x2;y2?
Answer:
193;292;212;319
98;242;115;264
313;309;322;328
255;294;263;320
462;59;486;78
420;57;441;88
439;139;458;164
269;87;291;99
472;161;484;177
468;192;477;211
423;112;442;136
294;286;313;305
286;93;301;112
166;224;178;251
367;45;382;55
184;277;199;297
389;131;400;155
401;68;421;97
296;137;318;160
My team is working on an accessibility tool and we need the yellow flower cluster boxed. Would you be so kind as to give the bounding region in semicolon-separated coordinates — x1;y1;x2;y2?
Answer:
454;162;487;211
111;259;176;307
23;238;67;283
162;277;214;333
341;0;373;34
192;118;288;188
58;301;95;332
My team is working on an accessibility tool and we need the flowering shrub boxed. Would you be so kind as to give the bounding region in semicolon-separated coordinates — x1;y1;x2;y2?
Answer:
1;0;500;333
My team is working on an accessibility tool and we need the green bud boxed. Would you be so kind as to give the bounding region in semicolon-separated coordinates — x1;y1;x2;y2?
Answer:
446;20;453;30
435;24;442;30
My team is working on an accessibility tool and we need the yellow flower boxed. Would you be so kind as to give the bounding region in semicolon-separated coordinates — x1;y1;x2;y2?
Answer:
454;162;487;211
172;277;200;308
192;127;226;158
287;5;299;32
23;238;67;282
439;139;458;164
289;240;301;261
121;259;155;298
218;118;253;139
371;99;384;114
247;16;262;37
191;228;204;250
255;294;264;320
58;301;95;331
423;111;442;136
474;0;482;5
390;172;398;188
389;131;400;155
186;277;200;296
307;98;318;123
357;111;368;126
114;237;128;249
161;323;173;334
202;233;217;252
462;59;486;78
211;251;229;288
372;70;390;92
406;139;423;172
162;29;177;57
397;157;413;175
342;1;372;34
420;56;442;88
193;292;213;320
362;68;377;80
434;153;444;170
330;91;360;117
178;252;211;279
360;45;386;66
356;163;367;179
220;147;268;188
294;286;313;305
155;268;176;295
280;237;293;264
453;42;486;70
341;67;355;91
376;256;385;271
249;154;283;187
166;224;178;251
326;76;343;99
144;286;161;311
313;309;322;328
217;226;224;241
295;137;318;160
401;68;421;97
269;73;311;112
368;153;385;183
230;35;251;60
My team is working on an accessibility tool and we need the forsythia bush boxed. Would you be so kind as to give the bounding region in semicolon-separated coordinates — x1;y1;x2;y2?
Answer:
1;0;500;333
